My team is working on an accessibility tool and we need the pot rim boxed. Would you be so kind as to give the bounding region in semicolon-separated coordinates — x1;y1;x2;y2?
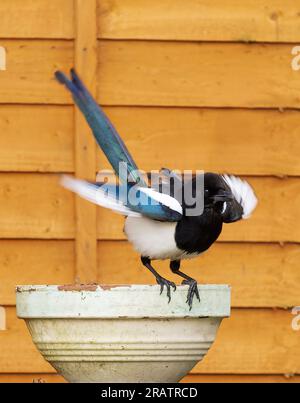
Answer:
16;284;231;319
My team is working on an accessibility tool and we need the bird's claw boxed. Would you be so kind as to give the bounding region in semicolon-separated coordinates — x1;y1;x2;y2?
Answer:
156;277;176;303
182;279;200;310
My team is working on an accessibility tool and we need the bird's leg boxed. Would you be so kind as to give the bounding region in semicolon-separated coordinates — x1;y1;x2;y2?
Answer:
141;256;176;303
170;260;200;310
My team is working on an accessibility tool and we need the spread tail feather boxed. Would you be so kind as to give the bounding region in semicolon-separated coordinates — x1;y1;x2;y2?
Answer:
55;69;146;186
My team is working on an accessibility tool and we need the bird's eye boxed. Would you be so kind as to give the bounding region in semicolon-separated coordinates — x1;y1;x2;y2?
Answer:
221;202;227;214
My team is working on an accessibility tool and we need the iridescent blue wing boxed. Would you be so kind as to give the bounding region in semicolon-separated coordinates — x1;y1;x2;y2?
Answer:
61;176;182;222
55;69;146;186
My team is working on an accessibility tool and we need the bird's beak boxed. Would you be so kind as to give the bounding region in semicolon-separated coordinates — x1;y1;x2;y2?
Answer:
222;199;243;223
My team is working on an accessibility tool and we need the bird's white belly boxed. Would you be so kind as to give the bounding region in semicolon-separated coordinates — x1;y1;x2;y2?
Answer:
124;216;199;260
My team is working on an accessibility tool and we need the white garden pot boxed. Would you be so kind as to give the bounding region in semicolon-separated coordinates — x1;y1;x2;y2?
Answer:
16;284;230;383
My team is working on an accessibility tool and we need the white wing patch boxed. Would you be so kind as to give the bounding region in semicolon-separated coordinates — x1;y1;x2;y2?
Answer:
61;175;141;217
139;187;183;215
222;174;258;219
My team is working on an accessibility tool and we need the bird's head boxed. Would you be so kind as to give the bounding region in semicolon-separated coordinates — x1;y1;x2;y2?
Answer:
204;173;257;223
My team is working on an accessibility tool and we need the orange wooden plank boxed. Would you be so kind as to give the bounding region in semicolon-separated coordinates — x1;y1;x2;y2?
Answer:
97;41;300;108
98;107;300;176
192;309;300;374
98;0;300;43
0;173;74;239
0;174;298;242
0;373;299;383
0;240;74;306
0;374;66;383
97;241;300;308
0;307;54;373
181;374;300;383
1;308;299;374
1;105;298;175
0;40;73;104
0;105;74;172
97;177;300;242
0;0;74;39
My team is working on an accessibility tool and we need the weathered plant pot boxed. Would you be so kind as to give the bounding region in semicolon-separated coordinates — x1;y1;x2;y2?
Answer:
16;284;230;383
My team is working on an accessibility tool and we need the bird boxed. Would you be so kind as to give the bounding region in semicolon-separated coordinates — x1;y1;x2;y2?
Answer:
55;69;258;309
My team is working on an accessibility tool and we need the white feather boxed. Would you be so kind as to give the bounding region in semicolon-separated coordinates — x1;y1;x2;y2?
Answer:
61;176;183;219
60;175;141;217
222;174;258;219
139;187;183;215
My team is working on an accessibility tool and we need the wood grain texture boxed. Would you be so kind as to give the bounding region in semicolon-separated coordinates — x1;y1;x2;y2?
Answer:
0;174;74;239
0;307;54;373
0;240;74;306
97;177;300;242
0;106;74;172
0;174;299;243
181;374;300;383
98;0;300;43
1;308;298;374
97;241;300;308
74;0;98;283
2;105;299;175
0;0;299;380
0;373;299;383
0;40;73;104
0;374;66;383
0;0;74;39
97;41;300;108
98;107;300;176
193;309;300;374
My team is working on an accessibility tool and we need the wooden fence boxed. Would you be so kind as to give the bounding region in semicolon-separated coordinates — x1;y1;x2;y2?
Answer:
0;0;299;382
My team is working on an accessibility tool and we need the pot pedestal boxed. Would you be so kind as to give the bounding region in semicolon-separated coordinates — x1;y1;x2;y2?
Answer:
16;284;230;383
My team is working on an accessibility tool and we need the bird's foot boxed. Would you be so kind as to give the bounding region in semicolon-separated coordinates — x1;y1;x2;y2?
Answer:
156;276;176;303
182;279;200;310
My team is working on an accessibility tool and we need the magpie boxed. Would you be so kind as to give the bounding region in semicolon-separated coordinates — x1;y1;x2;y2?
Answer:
55;69;258;309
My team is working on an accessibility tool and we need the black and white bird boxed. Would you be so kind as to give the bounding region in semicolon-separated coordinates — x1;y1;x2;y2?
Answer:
55;69;258;309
